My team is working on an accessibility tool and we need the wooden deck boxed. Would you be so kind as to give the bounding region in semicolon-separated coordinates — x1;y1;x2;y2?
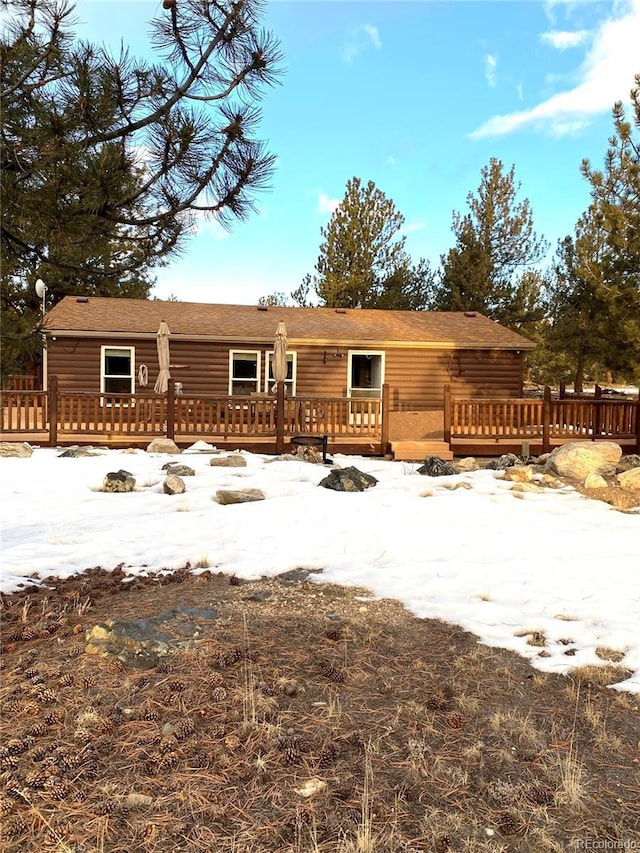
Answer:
446;387;640;455
1;381;387;455
3;381;638;457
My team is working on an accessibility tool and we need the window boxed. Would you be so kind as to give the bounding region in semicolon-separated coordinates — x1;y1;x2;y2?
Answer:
348;351;385;398
265;351;297;395
229;351;261;395
101;346;135;395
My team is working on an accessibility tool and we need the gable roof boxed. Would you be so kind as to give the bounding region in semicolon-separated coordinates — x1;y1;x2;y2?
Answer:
44;297;535;350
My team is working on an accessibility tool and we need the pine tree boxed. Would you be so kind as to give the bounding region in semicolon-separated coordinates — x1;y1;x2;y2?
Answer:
435;158;548;331
579;74;640;380
299;177;434;310
548;221;611;391
0;0;281;379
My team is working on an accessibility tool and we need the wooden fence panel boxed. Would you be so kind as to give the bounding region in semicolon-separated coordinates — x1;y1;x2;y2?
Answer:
0;391;47;431
450;396;638;447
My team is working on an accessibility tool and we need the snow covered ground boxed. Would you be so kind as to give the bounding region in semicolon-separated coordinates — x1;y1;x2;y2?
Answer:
1;446;638;692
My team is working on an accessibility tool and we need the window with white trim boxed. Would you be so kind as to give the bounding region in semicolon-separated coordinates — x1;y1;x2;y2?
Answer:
265;351;297;394
101;346;135;395
229;351;261;395
347;350;385;399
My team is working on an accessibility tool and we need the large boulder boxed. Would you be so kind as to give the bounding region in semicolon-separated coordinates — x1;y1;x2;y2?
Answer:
0;442;33;458
417;456;455;477
146;438;180;454
617;467;640;491
102;470;136;493
545;441;622;480
319;466;377;492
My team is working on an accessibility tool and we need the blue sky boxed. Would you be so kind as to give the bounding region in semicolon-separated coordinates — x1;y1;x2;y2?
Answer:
74;0;640;305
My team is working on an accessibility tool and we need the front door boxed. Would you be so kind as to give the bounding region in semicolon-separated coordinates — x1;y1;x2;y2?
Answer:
348;351;384;399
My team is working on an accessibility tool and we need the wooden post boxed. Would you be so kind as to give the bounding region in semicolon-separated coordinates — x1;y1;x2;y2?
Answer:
635;399;640;454
443;384;452;446
559;381;566;399
594;384;602;399
542;385;551;454
48;375;58;446
275;382;285;454
380;383;390;456
166;379;175;441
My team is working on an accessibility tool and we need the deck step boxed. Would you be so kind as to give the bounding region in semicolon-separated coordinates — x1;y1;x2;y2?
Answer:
391;440;453;461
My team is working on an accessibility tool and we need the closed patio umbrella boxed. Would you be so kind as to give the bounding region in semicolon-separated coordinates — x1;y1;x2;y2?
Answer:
272;321;288;390
153;321;171;394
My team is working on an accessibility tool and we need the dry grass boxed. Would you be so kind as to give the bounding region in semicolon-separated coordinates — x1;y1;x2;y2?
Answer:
1;567;639;852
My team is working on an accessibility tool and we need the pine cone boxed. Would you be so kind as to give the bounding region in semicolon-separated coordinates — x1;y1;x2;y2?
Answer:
446;711;465;730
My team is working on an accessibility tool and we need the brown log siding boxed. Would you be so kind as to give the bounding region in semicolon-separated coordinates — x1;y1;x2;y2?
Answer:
46;338;523;405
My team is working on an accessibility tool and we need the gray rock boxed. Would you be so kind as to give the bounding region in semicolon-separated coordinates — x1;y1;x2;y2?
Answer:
210;454;246;467
85;607;217;668
617;454;640;473
163;474;186;495
545;441;622;480
58;447;102;458
0;442;33;458
146;438;180;454
417;456;456;477
486;453;523;471
215;488;265;504
318;466;377;492
102;470;136;493
161;463;195;477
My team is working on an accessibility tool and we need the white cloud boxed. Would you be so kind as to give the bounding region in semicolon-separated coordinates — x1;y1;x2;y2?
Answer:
342;23;382;64
484;53;497;88
317;192;340;215
471;0;640;139
363;24;382;50
193;214;231;240
401;221;425;235
540;29;590;49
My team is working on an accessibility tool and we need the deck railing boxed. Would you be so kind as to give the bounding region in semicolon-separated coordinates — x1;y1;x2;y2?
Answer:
0;377;385;449
445;385;640;452
0;390;48;431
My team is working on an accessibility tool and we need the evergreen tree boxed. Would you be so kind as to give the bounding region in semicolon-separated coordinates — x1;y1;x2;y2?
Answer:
0;0;281;379
547;220;611;392
579;74;640;379
435;158;548;331
299;177;434;310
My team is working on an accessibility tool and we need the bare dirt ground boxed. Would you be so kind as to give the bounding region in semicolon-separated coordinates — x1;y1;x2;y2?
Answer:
1;562;639;853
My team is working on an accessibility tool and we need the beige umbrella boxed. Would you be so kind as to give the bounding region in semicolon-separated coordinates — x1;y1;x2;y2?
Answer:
153;321;171;394
272;321;288;391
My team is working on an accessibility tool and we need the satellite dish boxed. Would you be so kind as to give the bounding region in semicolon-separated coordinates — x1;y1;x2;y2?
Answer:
35;279;47;298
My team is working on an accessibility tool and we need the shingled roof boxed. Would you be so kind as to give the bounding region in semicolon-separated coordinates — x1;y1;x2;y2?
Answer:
44;297;535;350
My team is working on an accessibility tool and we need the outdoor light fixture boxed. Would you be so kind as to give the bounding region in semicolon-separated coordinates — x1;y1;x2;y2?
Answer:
323;350;346;363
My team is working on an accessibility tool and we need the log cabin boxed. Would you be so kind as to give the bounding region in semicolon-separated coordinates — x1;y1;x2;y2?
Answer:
37;296;535;457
